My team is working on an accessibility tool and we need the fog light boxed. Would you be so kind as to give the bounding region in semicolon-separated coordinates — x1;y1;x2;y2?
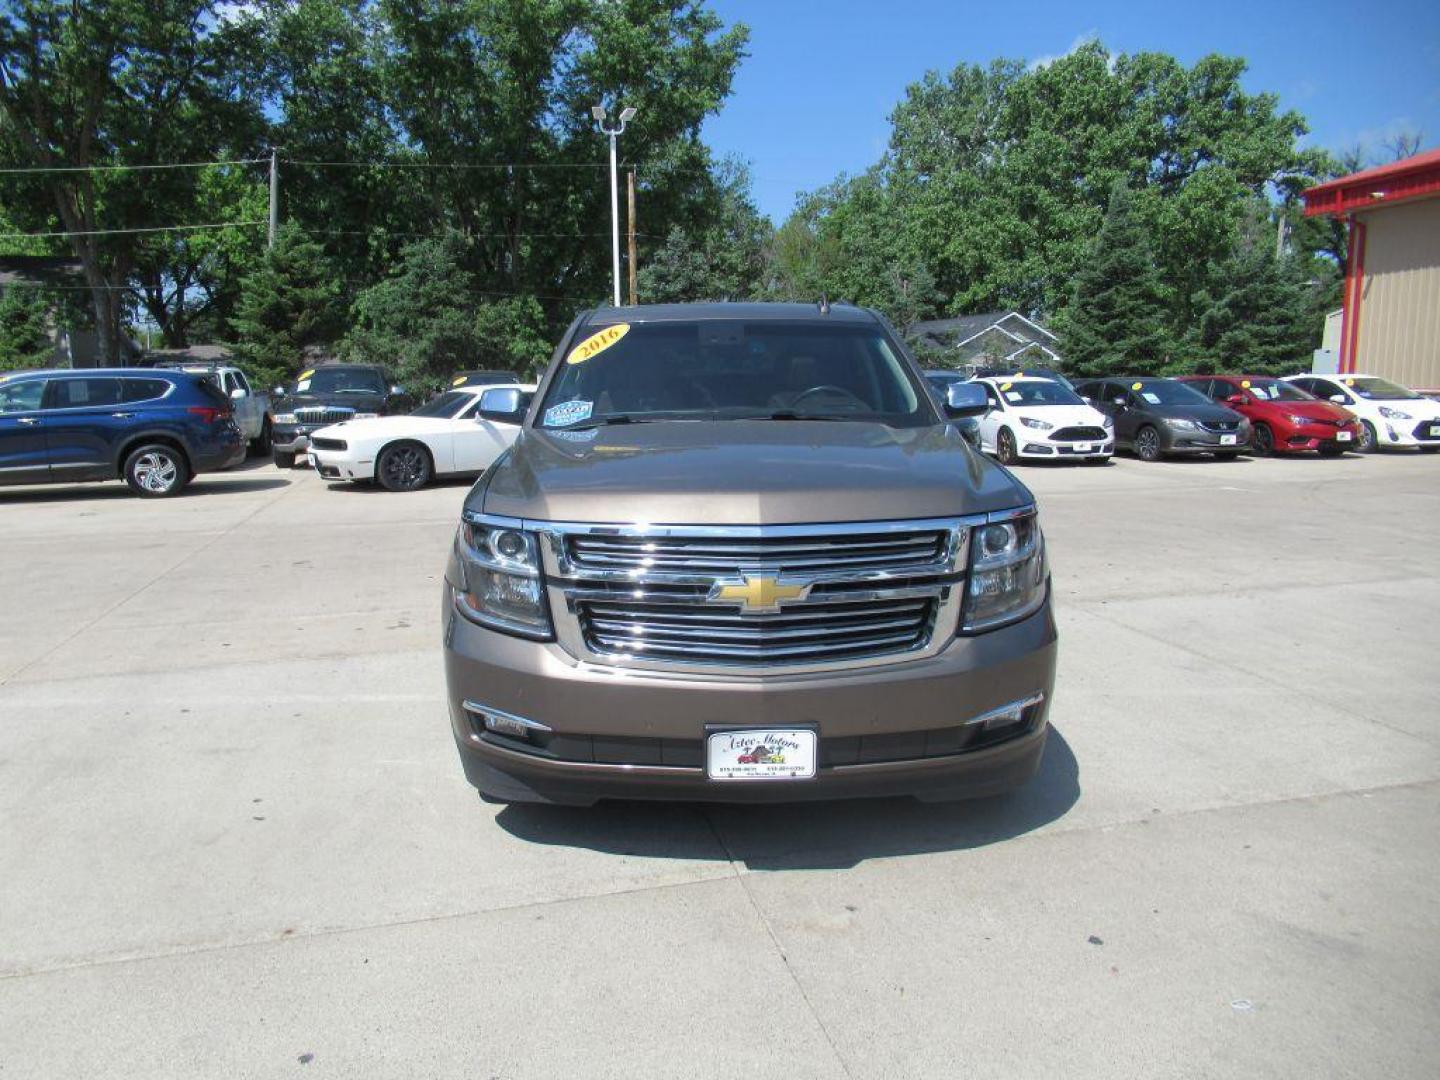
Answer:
968;692;1045;732
465;701;551;741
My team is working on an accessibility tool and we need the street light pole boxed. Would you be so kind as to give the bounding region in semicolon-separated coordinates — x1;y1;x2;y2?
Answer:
592;105;636;307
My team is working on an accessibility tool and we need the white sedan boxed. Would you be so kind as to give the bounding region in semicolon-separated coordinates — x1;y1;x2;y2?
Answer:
1282;373;1440;453
971;376;1115;464
308;383;535;490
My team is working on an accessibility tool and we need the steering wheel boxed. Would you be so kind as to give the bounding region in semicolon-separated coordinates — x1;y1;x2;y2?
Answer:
790;384;867;411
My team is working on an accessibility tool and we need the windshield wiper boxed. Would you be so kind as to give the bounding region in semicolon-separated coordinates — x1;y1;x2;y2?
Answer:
748;410;856;422
556;413;659;431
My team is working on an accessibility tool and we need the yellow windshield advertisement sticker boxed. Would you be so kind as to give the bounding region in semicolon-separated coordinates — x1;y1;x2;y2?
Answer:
1000;381;1013;391
297;369;315;381
567;323;630;365
452;375;467;386
1344;378;1355;386
1241;379;1251;388
1131;381;1143;390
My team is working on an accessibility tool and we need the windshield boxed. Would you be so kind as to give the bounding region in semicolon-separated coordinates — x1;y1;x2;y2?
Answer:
1130;380;1211;407
995;380;1084;406
295;368;386;395
411;391;474;419
1346;377;1419;400
538;320;928;428
1245;379;1313;402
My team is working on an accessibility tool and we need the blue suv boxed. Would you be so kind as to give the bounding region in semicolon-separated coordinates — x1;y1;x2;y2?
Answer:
0;369;246;497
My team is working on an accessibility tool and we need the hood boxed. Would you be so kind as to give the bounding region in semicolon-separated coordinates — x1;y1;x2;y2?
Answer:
1146;402;1244;424
282;390;388;412
472;420;1031;525
1012;404;1109;428
314;414;453;440
1252;398;1354;422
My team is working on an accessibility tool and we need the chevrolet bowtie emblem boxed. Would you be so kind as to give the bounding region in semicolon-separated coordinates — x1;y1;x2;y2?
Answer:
709;575;812;613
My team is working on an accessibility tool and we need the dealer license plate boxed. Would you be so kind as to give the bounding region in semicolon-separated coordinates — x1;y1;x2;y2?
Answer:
1073;442;1092;452
1429;425;1440;437
1337;431;1352;442
1220;434;1237;446
706;729;817;781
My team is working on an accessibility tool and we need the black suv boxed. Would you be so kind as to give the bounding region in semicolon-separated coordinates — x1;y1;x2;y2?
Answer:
270;364;412;468
0;368;245;497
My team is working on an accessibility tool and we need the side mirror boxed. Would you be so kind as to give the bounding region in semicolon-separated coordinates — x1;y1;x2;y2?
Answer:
390;384;405;397
943;381;988;419
477;386;526;424
1112;397;1126;408
1329;394;1347;404
273;386;287;398
1225;394;1246;406
229;387;246;400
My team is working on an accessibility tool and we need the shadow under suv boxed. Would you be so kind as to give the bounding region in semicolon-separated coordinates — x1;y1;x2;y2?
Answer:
443;303;1058;806
0;368;245;497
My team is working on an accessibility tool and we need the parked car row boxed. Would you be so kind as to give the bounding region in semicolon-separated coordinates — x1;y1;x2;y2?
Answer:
923;367;1440;465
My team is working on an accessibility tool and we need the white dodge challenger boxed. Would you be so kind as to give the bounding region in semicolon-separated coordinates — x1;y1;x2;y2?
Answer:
307;383;535;491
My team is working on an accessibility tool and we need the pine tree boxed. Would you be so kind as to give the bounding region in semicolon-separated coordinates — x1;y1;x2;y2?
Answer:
1191;244;1317;374
230;225;345;389
1056;180;1175;377
0;285;56;371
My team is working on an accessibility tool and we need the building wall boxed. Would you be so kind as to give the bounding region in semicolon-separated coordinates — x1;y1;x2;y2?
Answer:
1355;199;1440;388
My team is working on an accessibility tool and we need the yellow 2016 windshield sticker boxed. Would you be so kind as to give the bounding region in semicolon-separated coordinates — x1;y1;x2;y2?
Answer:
1000;382;1013;391
297;369;315;382
567;323;630;365
452;375;467;386
1131;381;1143;390
1241;379;1251;389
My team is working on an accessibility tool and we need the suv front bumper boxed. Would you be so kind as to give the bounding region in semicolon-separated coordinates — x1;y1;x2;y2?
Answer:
443;584;1058;805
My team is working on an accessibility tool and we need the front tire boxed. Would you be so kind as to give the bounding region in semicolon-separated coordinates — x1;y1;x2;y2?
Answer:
251;418;272;456
996;427;1019;466
272;449;296;469
123;444;190;498
1356;422;1378;454
376;441;433;491
1134;425;1162;462
1251;423;1275;456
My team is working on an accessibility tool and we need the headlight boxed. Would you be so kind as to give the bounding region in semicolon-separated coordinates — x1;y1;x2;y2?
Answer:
449;517;553;639
1019;417;1053;431
1287;414;1314;426
1163;418;1198;431
273;412;297;424
961;510;1048;633
1379;406;1412;419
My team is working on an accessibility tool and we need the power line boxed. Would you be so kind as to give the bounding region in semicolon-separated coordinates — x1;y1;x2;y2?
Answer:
0;221;265;239
0;158;266;175
281;159;611;170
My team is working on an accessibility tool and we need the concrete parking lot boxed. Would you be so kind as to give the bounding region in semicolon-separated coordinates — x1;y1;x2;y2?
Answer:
2;451;1438;1079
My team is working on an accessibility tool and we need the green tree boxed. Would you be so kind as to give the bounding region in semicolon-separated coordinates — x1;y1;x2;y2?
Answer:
1191;241;1320;374
341;231;483;387
0;1;267;358
637;161;770;303
1058;181;1175;377
0;284;53;370
231;224;345;388
471;296;553;379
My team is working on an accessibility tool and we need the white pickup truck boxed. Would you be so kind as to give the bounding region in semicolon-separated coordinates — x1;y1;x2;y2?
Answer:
156;363;274;453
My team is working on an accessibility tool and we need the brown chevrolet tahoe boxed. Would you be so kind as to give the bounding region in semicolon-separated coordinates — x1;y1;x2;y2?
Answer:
442;302;1057;805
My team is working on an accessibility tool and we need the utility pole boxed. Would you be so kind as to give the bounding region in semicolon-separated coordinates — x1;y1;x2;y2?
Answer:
268;148;279;249
627;170;638;306
591;105;636;307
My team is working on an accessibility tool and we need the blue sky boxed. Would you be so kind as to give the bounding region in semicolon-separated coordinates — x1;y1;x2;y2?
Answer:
701;0;1440;222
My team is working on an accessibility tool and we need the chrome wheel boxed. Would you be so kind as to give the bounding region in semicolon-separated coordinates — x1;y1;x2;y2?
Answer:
1356;422;1377;453
134;452;179;492
1135;426;1162;462
996;428;1018;466
377;443;431;491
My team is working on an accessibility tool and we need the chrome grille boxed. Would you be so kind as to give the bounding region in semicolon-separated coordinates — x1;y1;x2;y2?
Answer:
1199;420;1240;433
294;406;354;424
579;597;936;663
567;529;948;575
527;517;973;675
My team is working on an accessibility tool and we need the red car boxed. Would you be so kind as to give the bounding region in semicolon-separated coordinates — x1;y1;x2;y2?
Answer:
1177;375;1361;456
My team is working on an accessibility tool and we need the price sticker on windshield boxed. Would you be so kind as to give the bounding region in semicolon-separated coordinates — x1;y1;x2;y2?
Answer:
567;323;630;365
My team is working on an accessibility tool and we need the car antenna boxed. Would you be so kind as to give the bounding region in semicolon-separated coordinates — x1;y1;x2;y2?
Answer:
817;295;830;315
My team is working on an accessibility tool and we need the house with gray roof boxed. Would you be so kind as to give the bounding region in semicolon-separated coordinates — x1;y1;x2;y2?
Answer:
907;311;1062;371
